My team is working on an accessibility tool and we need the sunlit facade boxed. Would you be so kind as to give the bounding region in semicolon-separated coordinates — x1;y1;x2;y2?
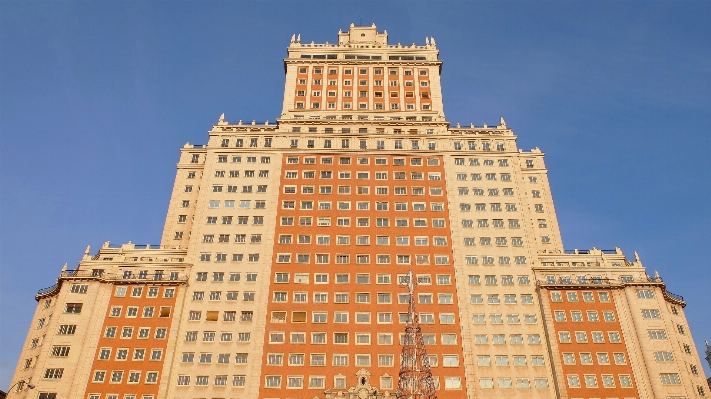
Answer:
9;24;709;399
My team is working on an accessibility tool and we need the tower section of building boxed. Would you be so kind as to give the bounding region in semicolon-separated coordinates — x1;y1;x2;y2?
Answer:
281;23;443;121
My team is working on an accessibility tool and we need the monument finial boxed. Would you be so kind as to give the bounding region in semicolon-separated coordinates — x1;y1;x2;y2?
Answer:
82;245;92;260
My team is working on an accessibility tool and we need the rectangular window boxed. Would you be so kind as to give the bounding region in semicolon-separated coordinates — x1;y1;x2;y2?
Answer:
44;368;65;379
642;309;661;319
65;303;83;314
660;373;681;385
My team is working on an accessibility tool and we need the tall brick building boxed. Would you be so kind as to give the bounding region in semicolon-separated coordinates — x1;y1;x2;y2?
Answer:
9;24;709;399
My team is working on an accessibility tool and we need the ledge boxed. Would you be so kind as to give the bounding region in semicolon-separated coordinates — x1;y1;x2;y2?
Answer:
36;270;188;301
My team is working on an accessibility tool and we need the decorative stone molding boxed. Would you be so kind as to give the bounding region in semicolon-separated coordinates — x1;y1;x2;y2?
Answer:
319;369;393;399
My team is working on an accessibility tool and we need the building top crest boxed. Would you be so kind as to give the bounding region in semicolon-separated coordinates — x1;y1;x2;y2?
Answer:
338;23;388;46
288;24;436;51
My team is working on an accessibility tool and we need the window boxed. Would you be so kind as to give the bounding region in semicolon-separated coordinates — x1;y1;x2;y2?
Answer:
619;375;632;388
265;375;282;388
607;331;622;344
660;373;681;385
605;353;625;367
93;371;106;382
561;352;577;365
44;368;64;379
654;351;674;362
70;284;88;294
469;275;481;285
444;376;461;390
51;346;71;357
65;303;83;313
642;309;661;319
648;329;667;340
558;331;571;343
576;352;593;366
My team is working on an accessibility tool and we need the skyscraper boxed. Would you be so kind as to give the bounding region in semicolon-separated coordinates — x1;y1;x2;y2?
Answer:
9;24;709;399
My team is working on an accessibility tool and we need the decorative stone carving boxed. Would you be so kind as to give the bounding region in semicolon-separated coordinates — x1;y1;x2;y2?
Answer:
318;369;392;399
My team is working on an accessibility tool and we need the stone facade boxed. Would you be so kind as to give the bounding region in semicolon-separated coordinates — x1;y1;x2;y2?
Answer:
8;24;709;399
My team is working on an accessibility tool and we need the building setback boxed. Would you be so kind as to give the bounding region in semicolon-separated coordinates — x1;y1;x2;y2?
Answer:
8;24;709;399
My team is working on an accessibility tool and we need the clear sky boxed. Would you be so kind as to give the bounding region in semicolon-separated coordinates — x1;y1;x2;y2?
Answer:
1;0;709;386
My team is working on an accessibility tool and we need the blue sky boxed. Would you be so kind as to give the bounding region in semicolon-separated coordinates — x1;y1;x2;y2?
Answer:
1;1;709;385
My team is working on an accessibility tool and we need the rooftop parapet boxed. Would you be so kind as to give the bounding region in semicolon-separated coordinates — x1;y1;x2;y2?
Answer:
286;24;440;62
536;274;686;307
209;116;279;134
448;118;513;136
34;242;191;300
537;246;643;268
36;268;189;300
79;241;188;263
209;114;520;137
288;23;436;49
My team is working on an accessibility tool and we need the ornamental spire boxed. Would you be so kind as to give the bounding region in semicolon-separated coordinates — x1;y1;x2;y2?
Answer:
396;270;438;399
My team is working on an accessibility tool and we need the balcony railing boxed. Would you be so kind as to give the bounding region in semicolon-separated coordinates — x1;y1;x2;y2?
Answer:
37;284;58;296
664;290;684;302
